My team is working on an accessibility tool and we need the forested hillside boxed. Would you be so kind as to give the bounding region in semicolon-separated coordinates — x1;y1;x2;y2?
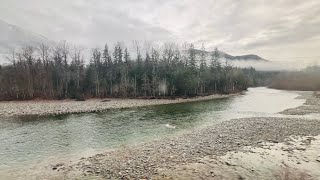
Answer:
0;42;261;100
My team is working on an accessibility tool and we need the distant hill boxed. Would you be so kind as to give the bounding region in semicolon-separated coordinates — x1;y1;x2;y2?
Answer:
191;49;267;61
0;19;51;63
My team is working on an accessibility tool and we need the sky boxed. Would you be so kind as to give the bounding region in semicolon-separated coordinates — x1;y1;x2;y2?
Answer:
0;0;320;67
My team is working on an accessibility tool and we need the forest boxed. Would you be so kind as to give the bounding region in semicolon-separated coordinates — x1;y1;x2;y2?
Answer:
0;41;264;101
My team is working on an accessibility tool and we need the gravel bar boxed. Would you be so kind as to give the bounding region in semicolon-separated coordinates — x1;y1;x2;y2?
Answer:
0;94;235;118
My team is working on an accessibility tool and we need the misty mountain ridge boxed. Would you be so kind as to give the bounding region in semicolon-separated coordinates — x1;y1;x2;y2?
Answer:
190;49;268;61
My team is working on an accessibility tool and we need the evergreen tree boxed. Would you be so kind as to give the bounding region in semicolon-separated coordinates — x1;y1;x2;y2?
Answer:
0;42;253;101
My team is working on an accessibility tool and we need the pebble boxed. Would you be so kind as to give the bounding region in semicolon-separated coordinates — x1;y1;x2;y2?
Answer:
64;116;320;179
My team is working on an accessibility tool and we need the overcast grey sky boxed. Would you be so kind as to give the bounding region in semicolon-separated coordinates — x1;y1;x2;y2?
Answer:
1;0;320;66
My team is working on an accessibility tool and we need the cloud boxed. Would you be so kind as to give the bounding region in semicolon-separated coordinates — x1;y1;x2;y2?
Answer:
229;60;320;71
0;0;319;67
0;0;174;48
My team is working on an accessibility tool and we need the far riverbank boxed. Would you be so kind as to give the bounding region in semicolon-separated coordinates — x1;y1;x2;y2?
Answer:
0;94;238;117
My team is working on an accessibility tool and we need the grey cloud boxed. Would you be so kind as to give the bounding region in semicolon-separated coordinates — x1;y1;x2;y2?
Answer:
0;0;175;48
243;5;320;49
0;0;320;64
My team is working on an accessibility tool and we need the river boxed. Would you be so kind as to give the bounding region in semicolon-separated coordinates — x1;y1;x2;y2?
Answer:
0;87;307;175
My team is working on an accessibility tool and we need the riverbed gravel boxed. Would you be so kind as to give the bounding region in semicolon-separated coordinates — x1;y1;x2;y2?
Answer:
0;94;233;118
281;92;320;115
60;116;320;179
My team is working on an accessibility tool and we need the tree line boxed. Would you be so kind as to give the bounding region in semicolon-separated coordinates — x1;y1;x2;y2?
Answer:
0;41;254;101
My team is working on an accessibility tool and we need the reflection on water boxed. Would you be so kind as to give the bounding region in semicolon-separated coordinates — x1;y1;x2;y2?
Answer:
0;87;306;171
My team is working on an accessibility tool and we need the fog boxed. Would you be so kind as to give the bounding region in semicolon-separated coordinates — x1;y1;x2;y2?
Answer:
270;66;320;91
229;59;320;71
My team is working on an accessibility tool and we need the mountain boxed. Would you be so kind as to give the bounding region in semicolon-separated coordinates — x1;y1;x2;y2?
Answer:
224;53;267;61
191;49;267;61
0;19;51;63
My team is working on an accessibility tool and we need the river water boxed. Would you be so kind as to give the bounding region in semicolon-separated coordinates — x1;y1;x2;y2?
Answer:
0;87;307;174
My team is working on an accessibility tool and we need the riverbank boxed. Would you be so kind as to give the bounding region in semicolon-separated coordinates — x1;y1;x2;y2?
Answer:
281;91;320;115
0;94;236;118
45;92;320;179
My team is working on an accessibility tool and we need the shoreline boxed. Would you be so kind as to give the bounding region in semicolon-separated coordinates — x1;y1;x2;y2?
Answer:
281;91;320;115
0;93;238;118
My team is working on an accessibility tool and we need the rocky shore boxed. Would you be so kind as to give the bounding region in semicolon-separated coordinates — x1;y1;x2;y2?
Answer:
281;92;320;115
0;94;234;118
48;92;320;179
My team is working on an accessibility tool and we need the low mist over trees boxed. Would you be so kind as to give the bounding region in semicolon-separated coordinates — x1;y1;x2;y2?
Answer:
270;66;320;91
0;41;258;100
